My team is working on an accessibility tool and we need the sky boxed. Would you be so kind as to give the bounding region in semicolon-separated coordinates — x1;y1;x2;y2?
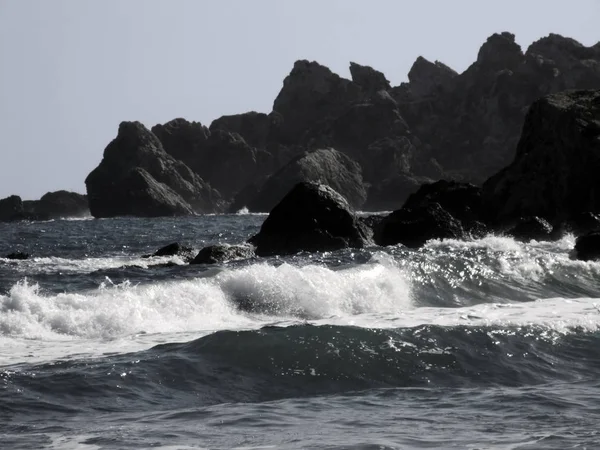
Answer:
0;0;598;199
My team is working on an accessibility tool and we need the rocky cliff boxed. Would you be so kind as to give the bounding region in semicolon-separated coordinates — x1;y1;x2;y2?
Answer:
85;32;600;216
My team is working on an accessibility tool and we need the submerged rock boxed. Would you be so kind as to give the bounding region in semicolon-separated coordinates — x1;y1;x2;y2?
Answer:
143;242;196;262
249;182;372;256
5;252;29;260
190;244;255;264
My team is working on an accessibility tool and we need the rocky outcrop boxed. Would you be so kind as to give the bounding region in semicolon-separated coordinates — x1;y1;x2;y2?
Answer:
85;32;600;216
272;60;363;144
249;182;372;256
190;244;255;264
349;62;390;94
402;180;485;227
406;56;458;97
209;111;272;148
396;33;600;184
246;148;367;212
0;191;88;221
0;195;24;221
34;191;89;218
152;118;289;201
371;180;488;247
483;90;600;225
374;203;465;248
86;121;220;217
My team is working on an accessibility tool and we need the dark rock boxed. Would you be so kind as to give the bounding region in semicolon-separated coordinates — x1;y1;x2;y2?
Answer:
526;34;600;89
365;172;427;212
406;56;458;97
190;244;255;264
209;111;272;148
304;100;411;178
403;180;484;225
272;60;362;144
247;148;367;212
143;242;196;262
374;203;464;248
149;118;210;163
564;212;600;236
0;195;24;221
35;191;89;218
574;232;600;261
101;167;194;217
153;118;281;201
5;252;29;260
483;90;600;224
249;182;372;256
360;214;386;231
349;62;391;93
396;32;600;184
506;217;553;242
86;121;220;217
476;32;524;70
227;183;262;213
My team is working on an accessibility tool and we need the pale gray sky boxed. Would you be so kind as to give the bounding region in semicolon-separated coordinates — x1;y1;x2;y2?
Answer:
0;0;598;199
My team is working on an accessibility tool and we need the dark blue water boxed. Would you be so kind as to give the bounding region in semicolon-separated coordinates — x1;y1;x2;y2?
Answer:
1;216;600;449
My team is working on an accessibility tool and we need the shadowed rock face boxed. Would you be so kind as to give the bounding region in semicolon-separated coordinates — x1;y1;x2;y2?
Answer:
152;117;295;201
483;90;600;224
395;33;600;184
86;121;220;218
35;191;89;218
245;148;367;213
0;191;88;221
0;195;24;221
272;60;363;144
349;62;391;94
406;56;458;97
249;182;372;257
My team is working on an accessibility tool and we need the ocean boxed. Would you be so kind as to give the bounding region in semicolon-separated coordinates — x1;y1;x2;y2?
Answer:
1;214;599;449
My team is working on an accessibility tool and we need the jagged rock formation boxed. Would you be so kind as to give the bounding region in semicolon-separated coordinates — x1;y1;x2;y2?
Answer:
244;148;367;213
86;121;220;217
249;182;372;256
395;33;600;183
349;62;391;93
483;90;600;225
86;32;600;216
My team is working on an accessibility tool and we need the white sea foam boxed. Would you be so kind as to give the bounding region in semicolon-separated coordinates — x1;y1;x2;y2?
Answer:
0;259;410;363
0;254;187;274
2;238;600;364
